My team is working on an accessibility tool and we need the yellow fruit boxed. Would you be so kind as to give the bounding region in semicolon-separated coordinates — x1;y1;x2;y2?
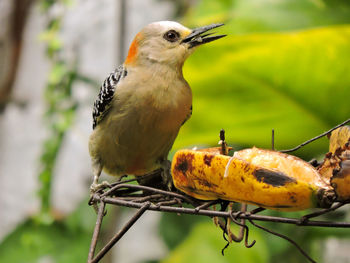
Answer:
321;125;350;201
329;126;350;154
171;147;333;211
331;158;350;201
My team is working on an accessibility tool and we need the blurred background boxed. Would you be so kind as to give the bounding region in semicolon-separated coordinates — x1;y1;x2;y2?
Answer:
1;0;350;262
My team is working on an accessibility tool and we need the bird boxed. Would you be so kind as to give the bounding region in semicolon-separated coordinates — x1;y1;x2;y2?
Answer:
89;21;225;193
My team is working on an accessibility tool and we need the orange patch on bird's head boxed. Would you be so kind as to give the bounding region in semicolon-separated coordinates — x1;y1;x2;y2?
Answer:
125;32;143;65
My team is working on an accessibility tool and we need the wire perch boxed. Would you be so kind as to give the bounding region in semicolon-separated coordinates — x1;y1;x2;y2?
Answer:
280;118;350;153
87;119;350;263
88;182;350;263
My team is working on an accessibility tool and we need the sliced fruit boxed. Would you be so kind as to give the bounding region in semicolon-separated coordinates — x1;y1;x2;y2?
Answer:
171;147;333;211
234;148;329;189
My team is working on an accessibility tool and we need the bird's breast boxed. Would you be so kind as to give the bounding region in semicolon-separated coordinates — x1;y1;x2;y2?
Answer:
117;71;192;130
141;84;192;131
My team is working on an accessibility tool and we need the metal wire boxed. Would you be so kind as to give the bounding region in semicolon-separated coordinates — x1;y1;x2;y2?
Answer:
87;121;350;263
280;118;350;153
248;219;317;263
87;182;350;263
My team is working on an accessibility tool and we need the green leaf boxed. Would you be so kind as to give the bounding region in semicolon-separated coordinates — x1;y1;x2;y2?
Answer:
0;219;91;263
159;212;206;249
0;200;96;263
48;63;67;85
184;0;350;33
162;221;269;263
173;25;350;158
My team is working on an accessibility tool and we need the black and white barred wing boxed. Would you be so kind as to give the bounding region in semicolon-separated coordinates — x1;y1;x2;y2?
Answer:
92;65;127;129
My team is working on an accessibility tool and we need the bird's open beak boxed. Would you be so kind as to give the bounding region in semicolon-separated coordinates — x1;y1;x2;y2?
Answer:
182;23;226;48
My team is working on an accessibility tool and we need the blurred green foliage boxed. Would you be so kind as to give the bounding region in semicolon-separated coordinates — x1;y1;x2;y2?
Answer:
173;0;350;160
159;210;207;249
37;0;78;218
175;25;350;158
162;221;269;263
0;1;98;262
168;0;350;262
37;0;96;218
0;199;95;263
184;0;350;33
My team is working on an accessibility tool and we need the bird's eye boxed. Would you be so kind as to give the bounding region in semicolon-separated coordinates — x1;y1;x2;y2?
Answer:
163;30;180;42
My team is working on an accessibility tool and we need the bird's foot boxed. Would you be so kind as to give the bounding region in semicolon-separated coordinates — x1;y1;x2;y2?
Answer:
161;160;173;191
89;181;111;213
90;180;112;194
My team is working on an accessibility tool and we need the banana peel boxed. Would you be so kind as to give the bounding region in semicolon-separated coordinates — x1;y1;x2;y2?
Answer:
329;126;350;154
318;126;350;201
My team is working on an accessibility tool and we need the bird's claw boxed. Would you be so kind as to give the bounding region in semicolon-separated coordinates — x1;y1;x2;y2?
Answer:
89;181;111;214
161;160;173;191
90;180;111;194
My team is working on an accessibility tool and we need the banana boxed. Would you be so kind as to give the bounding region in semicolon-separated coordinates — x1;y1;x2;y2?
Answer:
318;125;350;201
331;156;350;201
329;125;350;154
171;147;334;211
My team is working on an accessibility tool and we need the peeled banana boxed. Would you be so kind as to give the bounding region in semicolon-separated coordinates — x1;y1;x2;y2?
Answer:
171;147;334;211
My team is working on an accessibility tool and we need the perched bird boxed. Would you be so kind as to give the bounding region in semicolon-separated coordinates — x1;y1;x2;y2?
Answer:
89;21;225;191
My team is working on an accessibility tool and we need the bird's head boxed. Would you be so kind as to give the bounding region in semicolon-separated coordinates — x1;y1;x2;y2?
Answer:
125;21;225;68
